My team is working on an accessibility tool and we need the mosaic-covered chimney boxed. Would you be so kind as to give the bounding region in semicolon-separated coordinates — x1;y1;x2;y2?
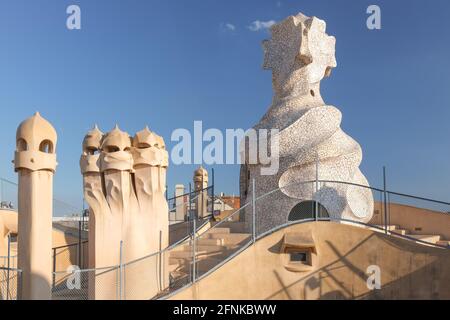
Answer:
240;13;374;234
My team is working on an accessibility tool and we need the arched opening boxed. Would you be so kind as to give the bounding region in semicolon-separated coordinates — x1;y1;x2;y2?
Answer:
137;142;151;149
85;147;99;155
39;140;54;153
288;201;329;221
103;145;120;153
17;138;28;152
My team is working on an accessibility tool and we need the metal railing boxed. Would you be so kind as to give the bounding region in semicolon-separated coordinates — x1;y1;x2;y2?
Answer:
49;182;214;296
158;177;449;300
168;179;216;224
6;169;450;300
47;176;450;300
52;240;89;287
0;177;82;216
0;266;22;300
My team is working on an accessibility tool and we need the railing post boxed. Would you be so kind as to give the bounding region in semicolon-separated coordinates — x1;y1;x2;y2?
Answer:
201;173;204;218
0;179;3;203
211;168;215;217
192;213;197;283
119;240;123;300
78;220;82;268
383;166;388;235
52;248;56;288
252;179;256;242
159;230;163;291
315;154;319;221
6;234;11;300
387;192;391;227
189;183;192;220
17;269;22;301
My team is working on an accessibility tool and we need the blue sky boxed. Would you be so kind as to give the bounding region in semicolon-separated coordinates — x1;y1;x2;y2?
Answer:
0;0;450;211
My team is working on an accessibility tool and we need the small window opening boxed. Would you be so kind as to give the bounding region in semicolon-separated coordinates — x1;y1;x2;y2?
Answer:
104;145;120;153
290;252;308;263
86;147;99;155
137;143;151;149
39;140;54;153
17;139;28;152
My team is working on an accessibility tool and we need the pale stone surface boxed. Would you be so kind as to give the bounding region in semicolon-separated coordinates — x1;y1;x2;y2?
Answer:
170;222;450;300
14;112;57;300
194;166;208;218
0;210;18;258
240;13;374;234
175;184;186;222
80;125;169;300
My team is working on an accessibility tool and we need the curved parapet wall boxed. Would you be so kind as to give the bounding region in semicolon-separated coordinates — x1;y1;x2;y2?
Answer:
371;202;450;241
240;13;373;234
0;209;18;258
170;221;450;300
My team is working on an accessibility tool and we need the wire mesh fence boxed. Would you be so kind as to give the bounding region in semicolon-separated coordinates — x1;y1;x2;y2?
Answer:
0;256;17;270
3;166;449;300
168;191;190;224
193;202;253;282
49;178;450;300
167;186;216;247
52;266;120;300
0;267;21;300
168;185;215;224
122;249;167;300
0;177;82;216
52;241;89;287
0;179;18;210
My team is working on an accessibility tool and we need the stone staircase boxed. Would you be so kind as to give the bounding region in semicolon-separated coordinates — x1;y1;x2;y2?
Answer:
167;221;251;289
373;225;450;247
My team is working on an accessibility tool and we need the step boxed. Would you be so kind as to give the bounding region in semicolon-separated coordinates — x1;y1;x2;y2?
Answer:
170;270;187;279
170;256;223;274
212;222;248;233
167;261;182;274
205;227;231;234
183;245;227;253
391;229;408;236
172;249;231;263
206;233;252;245
169;270;190;287
169;250;207;260
436;240;450;247
375;225;399;231
195;257;223;273
197;238;224;246
169;248;221;266
408;235;441;244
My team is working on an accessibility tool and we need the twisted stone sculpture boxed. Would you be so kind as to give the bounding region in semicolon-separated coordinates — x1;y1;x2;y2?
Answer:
240;13;374;234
